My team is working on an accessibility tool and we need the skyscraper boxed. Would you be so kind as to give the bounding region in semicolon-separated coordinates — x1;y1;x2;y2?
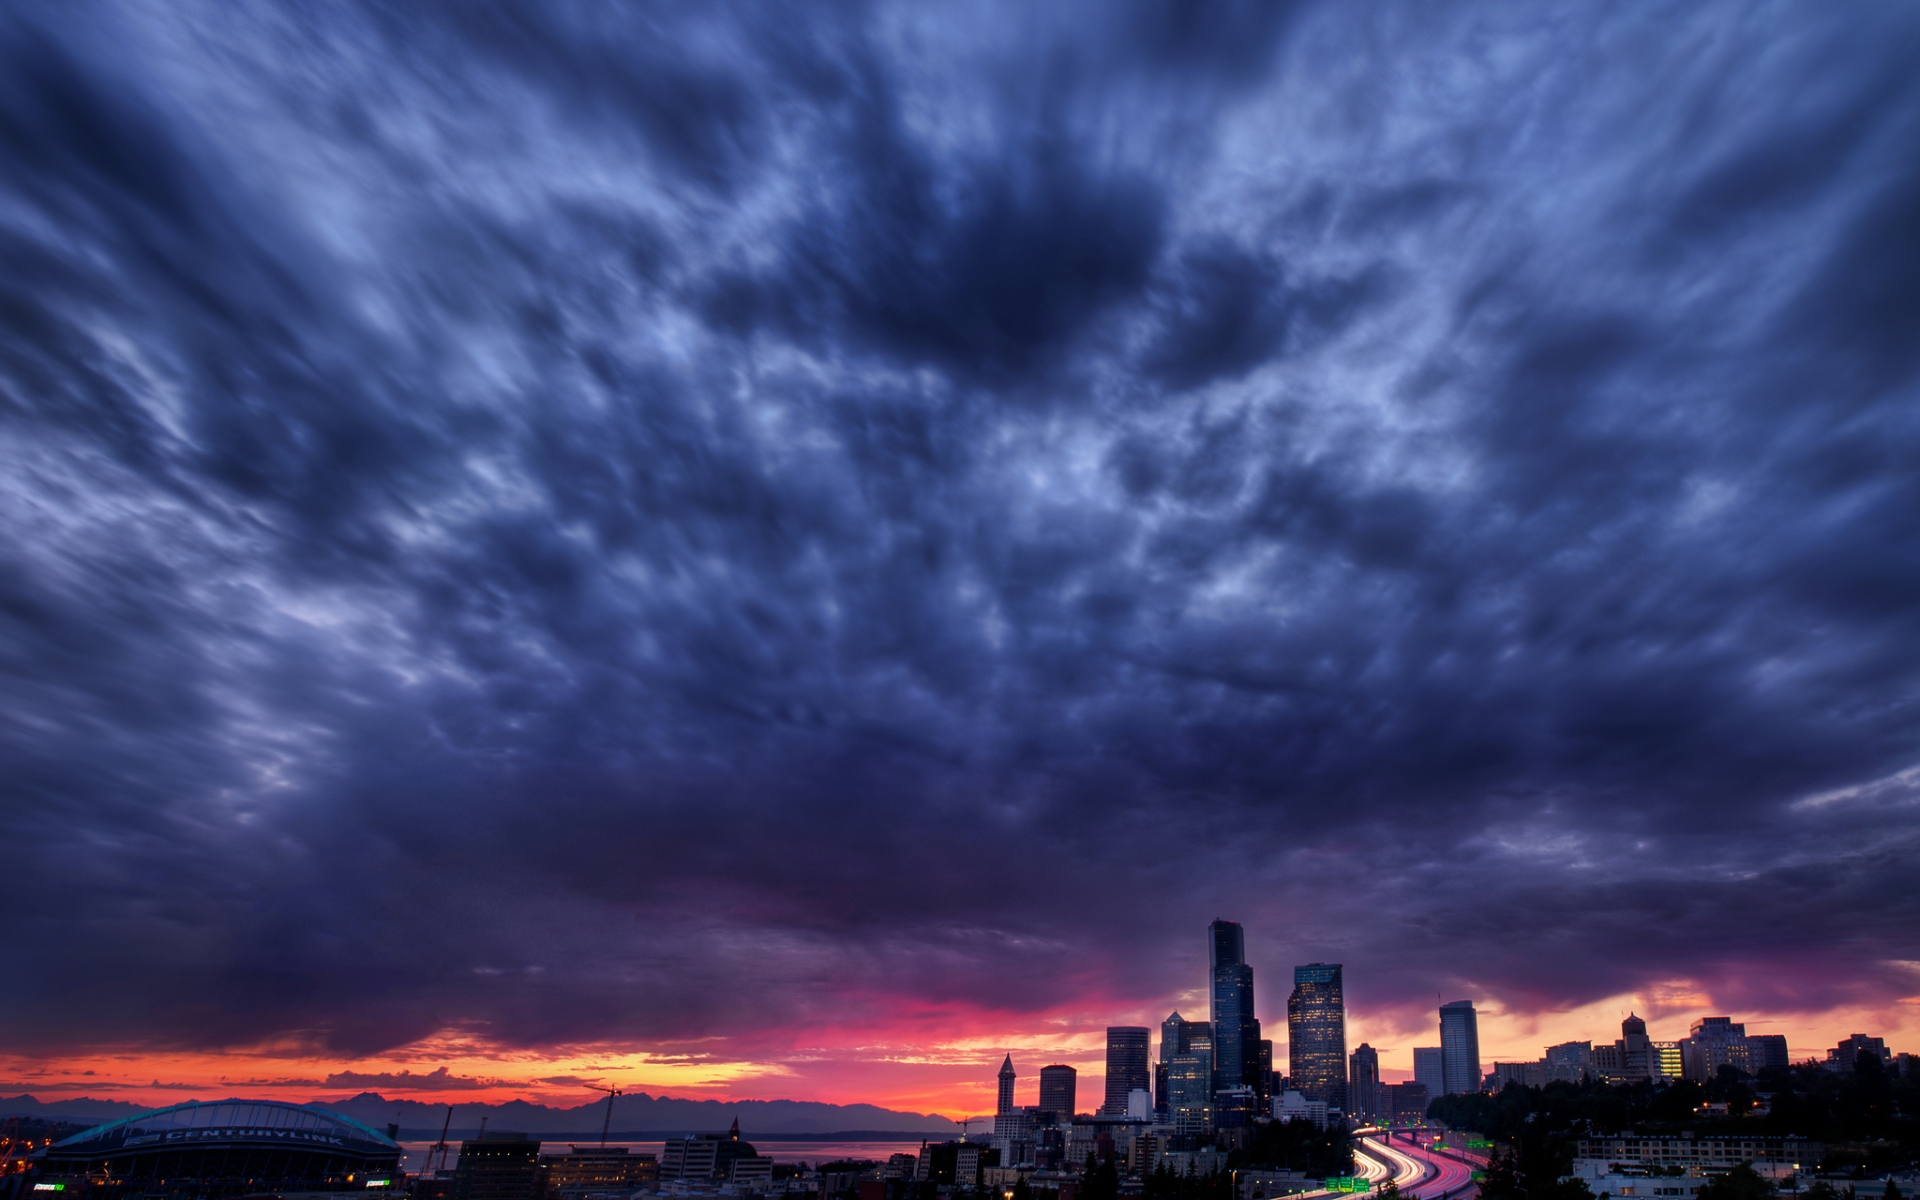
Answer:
1209;920;1260;1095
1349;1044;1381;1119
1162;1011;1192;1062
1159;1010;1210;1117
1038;1065;1077;1117
1158;1012;1188;1116
1186;1021;1214;1075
991;1057;1033;1168
1439;1001;1481;1095
1413;1047;1445;1099
1287;963;1347;1110
1104;1027;1151;1114
1166;1051;1213;1132
1620;1013;1652;1080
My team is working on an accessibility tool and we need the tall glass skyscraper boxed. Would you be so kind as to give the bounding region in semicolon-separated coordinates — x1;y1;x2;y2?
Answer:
1103;1026;1151;1114
1159;1011;1194;1116
1287;963;1347;1110
1349;1043;1381;1119
1439;1000;1481;1095
1209;919;1259;1095
1413;1046;1445;1099
1166;1050;1214;1132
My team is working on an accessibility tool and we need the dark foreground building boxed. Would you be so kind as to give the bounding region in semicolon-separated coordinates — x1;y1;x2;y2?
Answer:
30;1099;402;1198
452;1133;542;1200
1209;920;1261;1099
1102;1028;1151;1114
1037;1064;1077;1118
659;1120;768;1184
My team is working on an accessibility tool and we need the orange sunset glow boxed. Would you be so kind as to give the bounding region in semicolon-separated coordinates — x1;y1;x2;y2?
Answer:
8;987;1917;1117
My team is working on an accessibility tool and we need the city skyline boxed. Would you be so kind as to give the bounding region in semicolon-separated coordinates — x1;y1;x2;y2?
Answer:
4;933;1902;1118
4;0;1919;1128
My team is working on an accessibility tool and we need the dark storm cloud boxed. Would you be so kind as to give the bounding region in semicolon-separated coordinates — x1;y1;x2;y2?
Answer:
2;0;1919;1064
1139;242;1389;390
697;63;1167;380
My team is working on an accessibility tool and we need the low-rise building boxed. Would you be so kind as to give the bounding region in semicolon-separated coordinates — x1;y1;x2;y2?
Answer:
1384;1083;1428;1123
1575;1171;1705;1198
541;1146;658;1198
882;1154;917;1181
1572;1136;1819;1182
1154;1148;1227;1178
818;1160;882;1197
1824;1034;1891;1070
1488;1062;1548;1090
1066;1116;1149;1168
1546;1042;1595;1083
1235;1169;1314;1200
1272;1091;1328;1129
662;1138;719;1181
661;1122;761;1183
1682;1019;1755;1082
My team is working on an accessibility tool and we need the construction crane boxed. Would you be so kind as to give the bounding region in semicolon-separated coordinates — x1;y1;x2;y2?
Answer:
425;1105;453;1178
585;1084;623;1146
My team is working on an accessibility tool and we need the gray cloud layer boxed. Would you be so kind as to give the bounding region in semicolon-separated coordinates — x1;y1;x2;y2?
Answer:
2;0;1918;1059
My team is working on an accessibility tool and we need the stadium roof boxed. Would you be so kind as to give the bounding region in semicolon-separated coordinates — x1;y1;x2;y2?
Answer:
43;1099;400;1158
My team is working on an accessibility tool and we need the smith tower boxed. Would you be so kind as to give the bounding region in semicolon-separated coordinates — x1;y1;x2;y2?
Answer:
1209;919;1260;1096
1288;963;1348;1110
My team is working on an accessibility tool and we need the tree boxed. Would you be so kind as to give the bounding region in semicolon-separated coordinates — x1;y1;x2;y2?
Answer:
1239;1117;1353;1177
1697;1164;1776;1200
1477;1150;1522;1200
1081;1154;1119;1200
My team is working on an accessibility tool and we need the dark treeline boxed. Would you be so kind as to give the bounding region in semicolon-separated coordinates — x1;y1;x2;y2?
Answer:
1432;1053;1920;1199
1108;1119;1353;1200
1233;1118;1354;1178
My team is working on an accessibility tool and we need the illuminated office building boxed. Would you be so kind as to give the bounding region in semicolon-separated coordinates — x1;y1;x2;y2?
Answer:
1288;964;1348;1110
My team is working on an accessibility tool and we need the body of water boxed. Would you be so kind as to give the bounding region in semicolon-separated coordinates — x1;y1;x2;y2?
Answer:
402;1138;938;1173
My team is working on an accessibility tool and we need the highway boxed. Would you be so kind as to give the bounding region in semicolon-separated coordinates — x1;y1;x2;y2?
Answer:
1351;1128;1480;1200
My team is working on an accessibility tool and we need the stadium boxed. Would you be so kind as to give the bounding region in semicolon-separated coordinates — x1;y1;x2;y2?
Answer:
29;1100;402;1198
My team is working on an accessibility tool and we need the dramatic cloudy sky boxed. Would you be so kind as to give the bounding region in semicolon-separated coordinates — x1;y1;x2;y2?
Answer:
4;0;1920;1116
